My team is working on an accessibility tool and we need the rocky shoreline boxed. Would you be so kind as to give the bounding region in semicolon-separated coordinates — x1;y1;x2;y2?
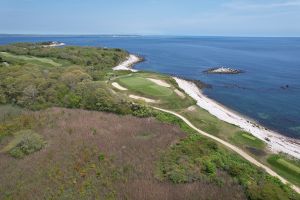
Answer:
173;77;300;159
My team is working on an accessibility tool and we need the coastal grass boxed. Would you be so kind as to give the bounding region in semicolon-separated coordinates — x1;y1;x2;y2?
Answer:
0;51;62;67
178;106;267;156
179;106;240;138
230;131;266;150
267;155;300;187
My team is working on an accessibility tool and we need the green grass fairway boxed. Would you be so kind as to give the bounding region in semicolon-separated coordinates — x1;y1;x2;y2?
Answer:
116;74;195;109
0;52;61;67
267;155;300;187
118;75;173;97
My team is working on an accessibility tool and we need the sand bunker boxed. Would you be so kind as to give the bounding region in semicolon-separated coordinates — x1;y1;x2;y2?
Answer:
174;89;185;98
112;82;128;91
129;95;157;103
187;105;197;111
147;78;171;87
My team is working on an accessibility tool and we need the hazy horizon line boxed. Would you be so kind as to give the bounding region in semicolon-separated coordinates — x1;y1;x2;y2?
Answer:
1;33;300;38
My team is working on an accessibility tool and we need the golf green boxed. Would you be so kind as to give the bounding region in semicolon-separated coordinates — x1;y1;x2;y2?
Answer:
118;76;173;97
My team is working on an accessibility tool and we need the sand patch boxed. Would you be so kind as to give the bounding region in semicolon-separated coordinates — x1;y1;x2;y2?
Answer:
147;78;171;87
112;82;128;91
187;105;197;111
174;89;185;98
129;95;157;103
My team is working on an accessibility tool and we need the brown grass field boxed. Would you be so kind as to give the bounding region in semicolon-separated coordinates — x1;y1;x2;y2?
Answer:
0;108;246;200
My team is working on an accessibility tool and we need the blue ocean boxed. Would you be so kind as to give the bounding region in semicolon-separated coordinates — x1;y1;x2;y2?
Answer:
1;35;300;139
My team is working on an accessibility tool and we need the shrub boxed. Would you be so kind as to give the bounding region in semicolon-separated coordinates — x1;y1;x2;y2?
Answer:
64;92;81;108
168;167;188;183
5;130;46;158
98;153;105;161
130;103;155;118
203;160;216;175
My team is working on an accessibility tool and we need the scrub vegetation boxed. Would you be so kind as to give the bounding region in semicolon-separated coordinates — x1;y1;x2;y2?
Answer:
0;42;299;199
0;108;246;200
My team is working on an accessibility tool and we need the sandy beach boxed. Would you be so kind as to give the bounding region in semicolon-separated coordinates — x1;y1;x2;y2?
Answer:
113;54;141;72
174;77;300;159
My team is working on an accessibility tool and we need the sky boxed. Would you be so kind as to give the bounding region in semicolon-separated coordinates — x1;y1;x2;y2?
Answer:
1;0;300;36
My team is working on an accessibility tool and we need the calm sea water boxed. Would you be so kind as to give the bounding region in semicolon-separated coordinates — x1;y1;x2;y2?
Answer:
1;35;300;139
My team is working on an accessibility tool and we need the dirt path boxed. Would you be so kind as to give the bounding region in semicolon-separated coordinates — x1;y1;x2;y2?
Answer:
152;106;300;194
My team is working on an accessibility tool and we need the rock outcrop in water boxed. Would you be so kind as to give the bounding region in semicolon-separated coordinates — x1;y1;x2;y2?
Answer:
204;67;243;74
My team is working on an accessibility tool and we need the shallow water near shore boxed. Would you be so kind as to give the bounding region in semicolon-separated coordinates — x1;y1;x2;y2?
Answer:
1;35;300;139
